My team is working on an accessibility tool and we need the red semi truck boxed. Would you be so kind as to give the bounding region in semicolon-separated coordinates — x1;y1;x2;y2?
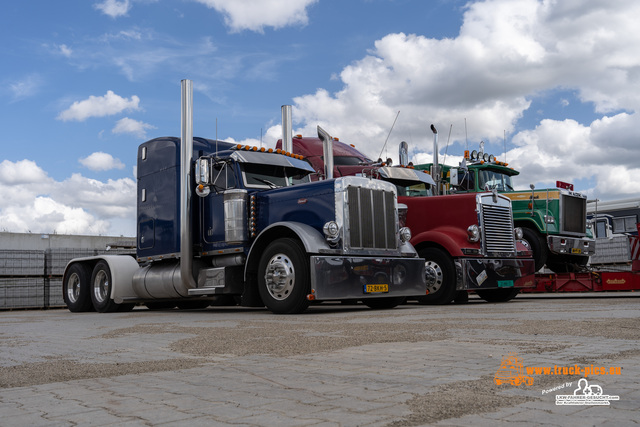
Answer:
276;107;535;304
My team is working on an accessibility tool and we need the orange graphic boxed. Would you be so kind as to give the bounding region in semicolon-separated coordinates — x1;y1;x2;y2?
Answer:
494;353;535;386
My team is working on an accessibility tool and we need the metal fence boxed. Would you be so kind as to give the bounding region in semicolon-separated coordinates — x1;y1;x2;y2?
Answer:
0;249;134;310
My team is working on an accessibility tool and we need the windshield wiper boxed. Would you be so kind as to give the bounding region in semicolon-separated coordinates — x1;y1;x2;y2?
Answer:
254;178;279;188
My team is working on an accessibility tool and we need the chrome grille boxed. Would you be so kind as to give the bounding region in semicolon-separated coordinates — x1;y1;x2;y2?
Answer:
481;203;516;254
561;194;587;234
346;186;396;250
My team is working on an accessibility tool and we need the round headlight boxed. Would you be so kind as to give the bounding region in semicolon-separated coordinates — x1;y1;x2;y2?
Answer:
467;224;480;242
470;150;478;160
399;226;412;243
483;153;490;162
488;154;495;163
323;221;340;239
514;227;523;240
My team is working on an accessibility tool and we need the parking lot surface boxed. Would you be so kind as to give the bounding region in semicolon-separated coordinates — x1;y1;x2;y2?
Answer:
1;293;639;426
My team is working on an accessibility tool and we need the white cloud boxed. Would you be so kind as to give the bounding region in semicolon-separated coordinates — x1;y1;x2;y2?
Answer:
284;0;640;202
57;44;73;57
8;74;43;102
194;0;318;32
57;90;140;122
0;159;135;236
94;0;131;18
79;152;126;171
112;117;156;138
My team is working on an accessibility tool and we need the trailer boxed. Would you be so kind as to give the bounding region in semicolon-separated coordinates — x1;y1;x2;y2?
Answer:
523;223;640;293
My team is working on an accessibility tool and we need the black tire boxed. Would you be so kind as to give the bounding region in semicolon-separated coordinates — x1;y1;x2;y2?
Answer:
90;261;119;313
362;297;406;310
145;301;176;310
258;238;310;314
521;228;547;272
476;288;520;302
416;248;457;305
63;263;93;312
546;254;589;273
176;299;211;310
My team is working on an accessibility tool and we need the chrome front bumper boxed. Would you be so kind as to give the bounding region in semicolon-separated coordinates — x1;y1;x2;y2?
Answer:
310;256;426;300
547;236;595;256
456;258;536;290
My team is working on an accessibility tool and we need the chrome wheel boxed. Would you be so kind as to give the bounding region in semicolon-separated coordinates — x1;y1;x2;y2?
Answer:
264;253;295;301
424;259;444;294
93;269;109;304
67;272;81;304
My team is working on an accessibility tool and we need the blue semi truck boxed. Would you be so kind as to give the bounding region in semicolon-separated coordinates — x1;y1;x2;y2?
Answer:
62;80;426;314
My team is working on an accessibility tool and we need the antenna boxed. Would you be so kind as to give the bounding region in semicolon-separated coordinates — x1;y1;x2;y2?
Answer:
378;110;400;160
503;129;507;163
260;128;263;149
215;118;218;153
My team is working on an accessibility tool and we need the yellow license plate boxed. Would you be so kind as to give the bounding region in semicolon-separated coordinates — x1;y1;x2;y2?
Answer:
365;284;388;293
571;248;582;254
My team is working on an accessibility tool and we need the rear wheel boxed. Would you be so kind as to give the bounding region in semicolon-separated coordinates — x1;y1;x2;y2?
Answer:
90;261;119;313
476;288;520;302
258;238;310;314
416;248;457;305
63;263;93;312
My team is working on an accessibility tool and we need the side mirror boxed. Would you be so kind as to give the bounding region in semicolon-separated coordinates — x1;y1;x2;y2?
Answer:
450;168;459;186
195;158;211;186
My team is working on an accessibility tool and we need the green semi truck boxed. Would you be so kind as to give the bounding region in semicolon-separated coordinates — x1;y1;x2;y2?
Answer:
417;149;594;273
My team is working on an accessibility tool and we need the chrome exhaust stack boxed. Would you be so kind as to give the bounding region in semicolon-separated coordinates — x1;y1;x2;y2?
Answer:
180;79;197;290
317;125;334;179
399;141;409;167
430;124;441;194
281;105;293;153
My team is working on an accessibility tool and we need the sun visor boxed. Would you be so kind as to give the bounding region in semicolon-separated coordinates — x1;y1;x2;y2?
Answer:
230;150;315;173
377;167;436;185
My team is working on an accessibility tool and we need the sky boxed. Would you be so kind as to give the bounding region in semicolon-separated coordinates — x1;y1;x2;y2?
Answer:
1;0;639;237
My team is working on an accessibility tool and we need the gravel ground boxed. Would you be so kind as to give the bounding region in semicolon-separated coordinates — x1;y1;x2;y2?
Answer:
0;294;639;425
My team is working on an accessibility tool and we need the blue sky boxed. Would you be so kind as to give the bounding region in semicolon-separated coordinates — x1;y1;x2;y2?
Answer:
1;0;639;236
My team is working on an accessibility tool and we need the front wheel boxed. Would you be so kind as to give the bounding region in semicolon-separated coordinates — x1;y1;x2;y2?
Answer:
521;228;547;272
475;288;520;302
63;263;93;312
416;248;457;305
258;238;310;314
90;261;119;313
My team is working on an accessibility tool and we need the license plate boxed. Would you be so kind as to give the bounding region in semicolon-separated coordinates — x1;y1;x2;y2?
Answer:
364;284;388;293
571;248;582;254
498;280;514;288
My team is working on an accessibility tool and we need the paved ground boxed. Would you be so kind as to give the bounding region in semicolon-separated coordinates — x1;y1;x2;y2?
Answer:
1;293;639;426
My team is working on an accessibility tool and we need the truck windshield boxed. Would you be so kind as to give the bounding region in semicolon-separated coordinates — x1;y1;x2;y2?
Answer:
241;163;310;188
478;170;514;192
395;183;435;197
322;155;372;166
